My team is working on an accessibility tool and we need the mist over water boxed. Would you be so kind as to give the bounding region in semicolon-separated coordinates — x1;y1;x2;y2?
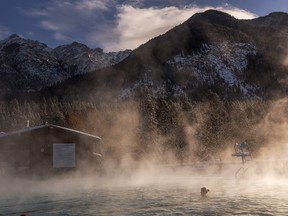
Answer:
2;97;288;215
1;167;288;215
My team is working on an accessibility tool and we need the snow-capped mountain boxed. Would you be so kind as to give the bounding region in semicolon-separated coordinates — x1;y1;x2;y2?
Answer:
0;34;131;94
2;10;288;102
0;34;65;92
52;42;130;76
166;42;258;98
121;42;259;100
102;10;288;102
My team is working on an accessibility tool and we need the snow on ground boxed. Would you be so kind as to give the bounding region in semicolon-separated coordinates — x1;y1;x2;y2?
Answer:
167;42;258;97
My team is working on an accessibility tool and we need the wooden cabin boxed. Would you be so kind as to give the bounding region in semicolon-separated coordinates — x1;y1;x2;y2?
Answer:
0;124;102;177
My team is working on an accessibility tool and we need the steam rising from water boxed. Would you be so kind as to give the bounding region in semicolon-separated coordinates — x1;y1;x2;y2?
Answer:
92;97;288;181
2;166;288;215
284;55;288;67
2;98;288;215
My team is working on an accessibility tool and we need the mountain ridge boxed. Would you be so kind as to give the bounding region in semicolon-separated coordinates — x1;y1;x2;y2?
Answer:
0;34;131;98
1;10;288;102
55;9;287;102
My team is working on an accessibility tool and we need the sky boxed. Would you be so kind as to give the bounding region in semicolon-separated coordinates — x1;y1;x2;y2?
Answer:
0;0;287;52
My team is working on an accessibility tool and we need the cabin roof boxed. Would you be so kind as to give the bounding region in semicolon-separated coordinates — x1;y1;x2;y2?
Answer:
0;124;101;141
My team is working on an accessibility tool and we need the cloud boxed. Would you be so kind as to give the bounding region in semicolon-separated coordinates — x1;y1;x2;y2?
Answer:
111;5;257;51
54;32;70;41
75;0;111;11
24;0;117;44
224;8;258;19
23;0;257;51
26;32;34;37
41;21;62;31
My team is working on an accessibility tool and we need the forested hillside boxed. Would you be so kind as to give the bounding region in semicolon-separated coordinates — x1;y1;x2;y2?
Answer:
2;91;283;166
1;10;288;166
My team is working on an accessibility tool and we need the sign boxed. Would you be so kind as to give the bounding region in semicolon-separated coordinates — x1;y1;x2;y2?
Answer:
53;143;75;168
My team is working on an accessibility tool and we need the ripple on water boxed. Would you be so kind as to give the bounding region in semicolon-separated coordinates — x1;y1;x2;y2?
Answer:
1;176;288;215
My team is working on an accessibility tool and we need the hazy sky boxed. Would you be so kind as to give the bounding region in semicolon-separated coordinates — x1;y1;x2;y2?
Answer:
0;0;287;51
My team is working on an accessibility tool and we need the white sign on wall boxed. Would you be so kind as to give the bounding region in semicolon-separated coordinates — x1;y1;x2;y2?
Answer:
53;143;76;168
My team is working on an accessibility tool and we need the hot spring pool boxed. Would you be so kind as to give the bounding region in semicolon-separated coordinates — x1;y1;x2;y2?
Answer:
1;171;288;216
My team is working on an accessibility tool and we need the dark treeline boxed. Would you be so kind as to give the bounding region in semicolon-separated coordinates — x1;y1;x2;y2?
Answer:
0;90;279;165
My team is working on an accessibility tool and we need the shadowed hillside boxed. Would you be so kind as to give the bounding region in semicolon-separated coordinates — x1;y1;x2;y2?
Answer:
31;10;288;103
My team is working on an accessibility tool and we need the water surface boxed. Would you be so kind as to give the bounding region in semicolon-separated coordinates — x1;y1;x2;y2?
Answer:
1;171;288;215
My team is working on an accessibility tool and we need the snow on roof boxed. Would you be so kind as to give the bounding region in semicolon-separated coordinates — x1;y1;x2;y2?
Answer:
0;124;101;141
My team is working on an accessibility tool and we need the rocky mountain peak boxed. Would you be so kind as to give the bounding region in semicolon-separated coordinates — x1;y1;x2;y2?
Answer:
52;41;131;76
1;34;46;47
63;41;89;50
202;9;236;19
187;9;236;26
251;12;288;27
7;34;21;40
0;35;131;97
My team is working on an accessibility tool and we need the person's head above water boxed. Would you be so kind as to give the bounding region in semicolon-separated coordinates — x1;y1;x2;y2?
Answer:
201;187;209;197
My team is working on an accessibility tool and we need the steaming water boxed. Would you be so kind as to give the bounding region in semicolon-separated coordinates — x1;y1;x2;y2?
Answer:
1;171;288;216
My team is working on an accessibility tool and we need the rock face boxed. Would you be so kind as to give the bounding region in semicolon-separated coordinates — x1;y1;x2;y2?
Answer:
52;42;130;77
0;34;131;94
0;34;64;92
121;42;259;100
157;42;258;99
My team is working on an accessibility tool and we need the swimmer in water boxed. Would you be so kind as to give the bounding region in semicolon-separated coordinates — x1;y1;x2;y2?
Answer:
201;187;209;197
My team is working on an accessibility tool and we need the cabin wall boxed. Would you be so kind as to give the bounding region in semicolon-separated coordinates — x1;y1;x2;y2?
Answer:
0;128;100;176
0;136;30;172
